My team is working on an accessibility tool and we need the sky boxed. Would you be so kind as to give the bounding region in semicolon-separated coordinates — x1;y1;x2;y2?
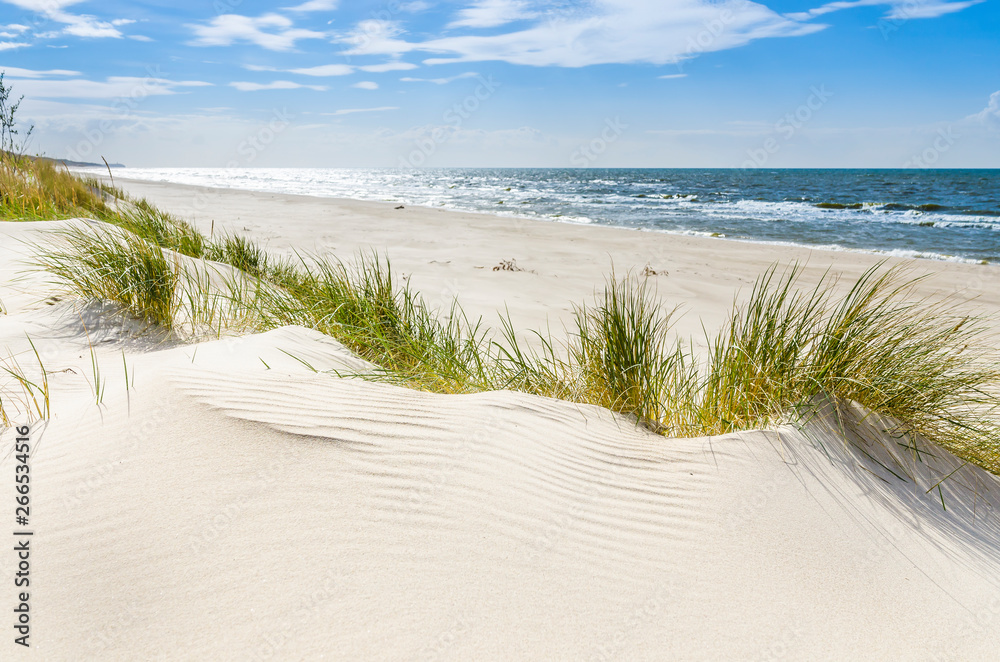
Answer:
0;0;998;167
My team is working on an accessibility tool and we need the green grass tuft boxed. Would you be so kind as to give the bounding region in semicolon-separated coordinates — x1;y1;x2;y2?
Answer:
206;234;267;277
0;156;116;222
35;224;179;330
115;198;205;258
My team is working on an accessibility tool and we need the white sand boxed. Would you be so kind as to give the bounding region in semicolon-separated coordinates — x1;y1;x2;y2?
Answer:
1;184;999;660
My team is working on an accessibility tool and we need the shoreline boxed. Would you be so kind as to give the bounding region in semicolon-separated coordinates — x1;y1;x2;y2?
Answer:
78;167;1000;267
100;175;1000;341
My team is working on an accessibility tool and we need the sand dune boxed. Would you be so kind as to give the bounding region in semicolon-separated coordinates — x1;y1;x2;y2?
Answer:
2;203;1000;660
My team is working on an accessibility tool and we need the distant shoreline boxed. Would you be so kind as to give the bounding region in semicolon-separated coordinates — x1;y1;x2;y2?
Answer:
82;167;1000;267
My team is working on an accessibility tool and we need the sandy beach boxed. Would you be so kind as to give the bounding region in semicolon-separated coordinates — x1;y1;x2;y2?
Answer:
96;178;1000;340
1;178;998;659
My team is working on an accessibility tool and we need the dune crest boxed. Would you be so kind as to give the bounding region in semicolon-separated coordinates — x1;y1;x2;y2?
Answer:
3;311;998;659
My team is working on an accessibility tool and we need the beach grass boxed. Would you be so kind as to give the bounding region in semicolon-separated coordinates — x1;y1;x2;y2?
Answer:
0;337;50;425
206;234;267;277
115;198;206;259
11;163;999;474
235;252;494;393
35;223;180;330
0;154;117;222
693;265;1000;470
569;274;684;431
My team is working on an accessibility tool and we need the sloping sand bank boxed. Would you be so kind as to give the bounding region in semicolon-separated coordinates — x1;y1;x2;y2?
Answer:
2;211;999;660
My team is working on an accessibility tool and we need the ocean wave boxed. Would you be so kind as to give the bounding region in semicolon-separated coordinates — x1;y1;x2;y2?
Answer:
813;201;1000;216
97;167;998;265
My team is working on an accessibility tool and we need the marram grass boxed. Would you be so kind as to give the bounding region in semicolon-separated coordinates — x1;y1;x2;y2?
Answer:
14;163;1000;475
0;155;116;222
695;265;1000;472
35;223;179;330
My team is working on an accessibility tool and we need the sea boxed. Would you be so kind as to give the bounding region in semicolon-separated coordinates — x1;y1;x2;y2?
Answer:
104;168;1000;264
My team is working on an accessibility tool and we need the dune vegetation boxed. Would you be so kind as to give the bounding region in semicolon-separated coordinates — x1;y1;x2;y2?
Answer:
2;148;998;474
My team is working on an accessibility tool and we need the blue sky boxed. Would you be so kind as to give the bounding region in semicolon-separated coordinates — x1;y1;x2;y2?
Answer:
1;0;998;167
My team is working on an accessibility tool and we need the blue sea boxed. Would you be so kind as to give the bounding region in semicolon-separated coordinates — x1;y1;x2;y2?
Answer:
109;168;1000;264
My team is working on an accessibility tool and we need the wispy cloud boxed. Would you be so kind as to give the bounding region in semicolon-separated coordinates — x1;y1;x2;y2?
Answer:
283;0;338;12
353;81;378;90
1;1;83;9
360;61;418;72
787;0;984;21
400;72;479;84
8;74;211;99
0;65;80;77
325;106;399;116
970;90;1000;129
659;73;688;79
0;41;29;50
3;0;137;40
0;23;29;38
448;0;537;29
340;20;413;57
289;64;354;76
189;13;326;51
229;80;327;91
339;1;826;67
240;61;416;77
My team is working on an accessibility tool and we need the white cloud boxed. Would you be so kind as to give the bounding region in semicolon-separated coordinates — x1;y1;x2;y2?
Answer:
659;73;688;79
0;24;29;38
353;81;378;90
340;20;414;57
970;90;1000;129
229;80;327;91
885;0;983;19
787;0;983;21
240;61;416;78
189;13;326;51
283;0;338;11
0;65;81;77
1;1;84;9
289;63;354;76
340;1;825;67
325;106;399;116
241;63;355;76
59;14;124;38
448;0;537;29
400;71;479;84
128;35;153;42
0;41;29;50
2;1;137;39
359;61;418;72
8;75;211;99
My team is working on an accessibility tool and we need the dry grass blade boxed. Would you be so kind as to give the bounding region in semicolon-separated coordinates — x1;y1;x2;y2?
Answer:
0;336;50;426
